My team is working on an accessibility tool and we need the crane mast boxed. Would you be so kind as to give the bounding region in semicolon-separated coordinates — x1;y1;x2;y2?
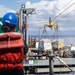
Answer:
16;4;35;46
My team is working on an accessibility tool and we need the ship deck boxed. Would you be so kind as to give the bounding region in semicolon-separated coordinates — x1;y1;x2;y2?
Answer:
23;58;75;75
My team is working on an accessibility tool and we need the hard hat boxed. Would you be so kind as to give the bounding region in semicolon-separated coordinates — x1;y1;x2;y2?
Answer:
2;12;18;26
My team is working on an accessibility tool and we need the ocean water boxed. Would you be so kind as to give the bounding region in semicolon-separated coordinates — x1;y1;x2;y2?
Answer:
63;36;75;45
29;35;75;45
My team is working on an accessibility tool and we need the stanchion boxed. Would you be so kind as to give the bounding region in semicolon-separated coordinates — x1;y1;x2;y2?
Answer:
49;54;54;75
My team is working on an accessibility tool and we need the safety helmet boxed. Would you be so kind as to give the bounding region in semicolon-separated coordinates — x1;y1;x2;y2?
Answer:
2;12;18;26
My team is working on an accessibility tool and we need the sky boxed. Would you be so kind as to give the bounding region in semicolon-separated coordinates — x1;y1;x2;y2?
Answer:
0;0;75;36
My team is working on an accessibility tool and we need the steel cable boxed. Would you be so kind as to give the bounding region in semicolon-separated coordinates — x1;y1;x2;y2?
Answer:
53;0;73;16
52;2;75;21
57;9;75;22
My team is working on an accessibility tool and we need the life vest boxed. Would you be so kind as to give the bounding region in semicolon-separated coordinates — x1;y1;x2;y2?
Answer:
0;32;24;70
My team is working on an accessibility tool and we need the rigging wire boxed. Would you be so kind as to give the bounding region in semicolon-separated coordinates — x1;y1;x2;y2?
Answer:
51;0;59;18
59;0;72;11
52;2;75;21
53;9;75;40
53;25;63;39
57;9;75;22
42;26;49;39
58;0;73;11
53;0;73;17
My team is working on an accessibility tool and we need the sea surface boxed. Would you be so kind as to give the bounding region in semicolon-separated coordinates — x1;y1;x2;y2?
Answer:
29;35;75;45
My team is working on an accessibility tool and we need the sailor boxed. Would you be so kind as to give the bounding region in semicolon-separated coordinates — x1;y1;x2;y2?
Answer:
0;12;25;75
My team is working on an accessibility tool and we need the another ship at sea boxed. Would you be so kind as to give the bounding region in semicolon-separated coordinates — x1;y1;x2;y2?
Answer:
24;18;75;75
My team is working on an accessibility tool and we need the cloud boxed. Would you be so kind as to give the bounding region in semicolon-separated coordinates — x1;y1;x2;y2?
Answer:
25;0;75;35
0;5;15;17
0;0;75;35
